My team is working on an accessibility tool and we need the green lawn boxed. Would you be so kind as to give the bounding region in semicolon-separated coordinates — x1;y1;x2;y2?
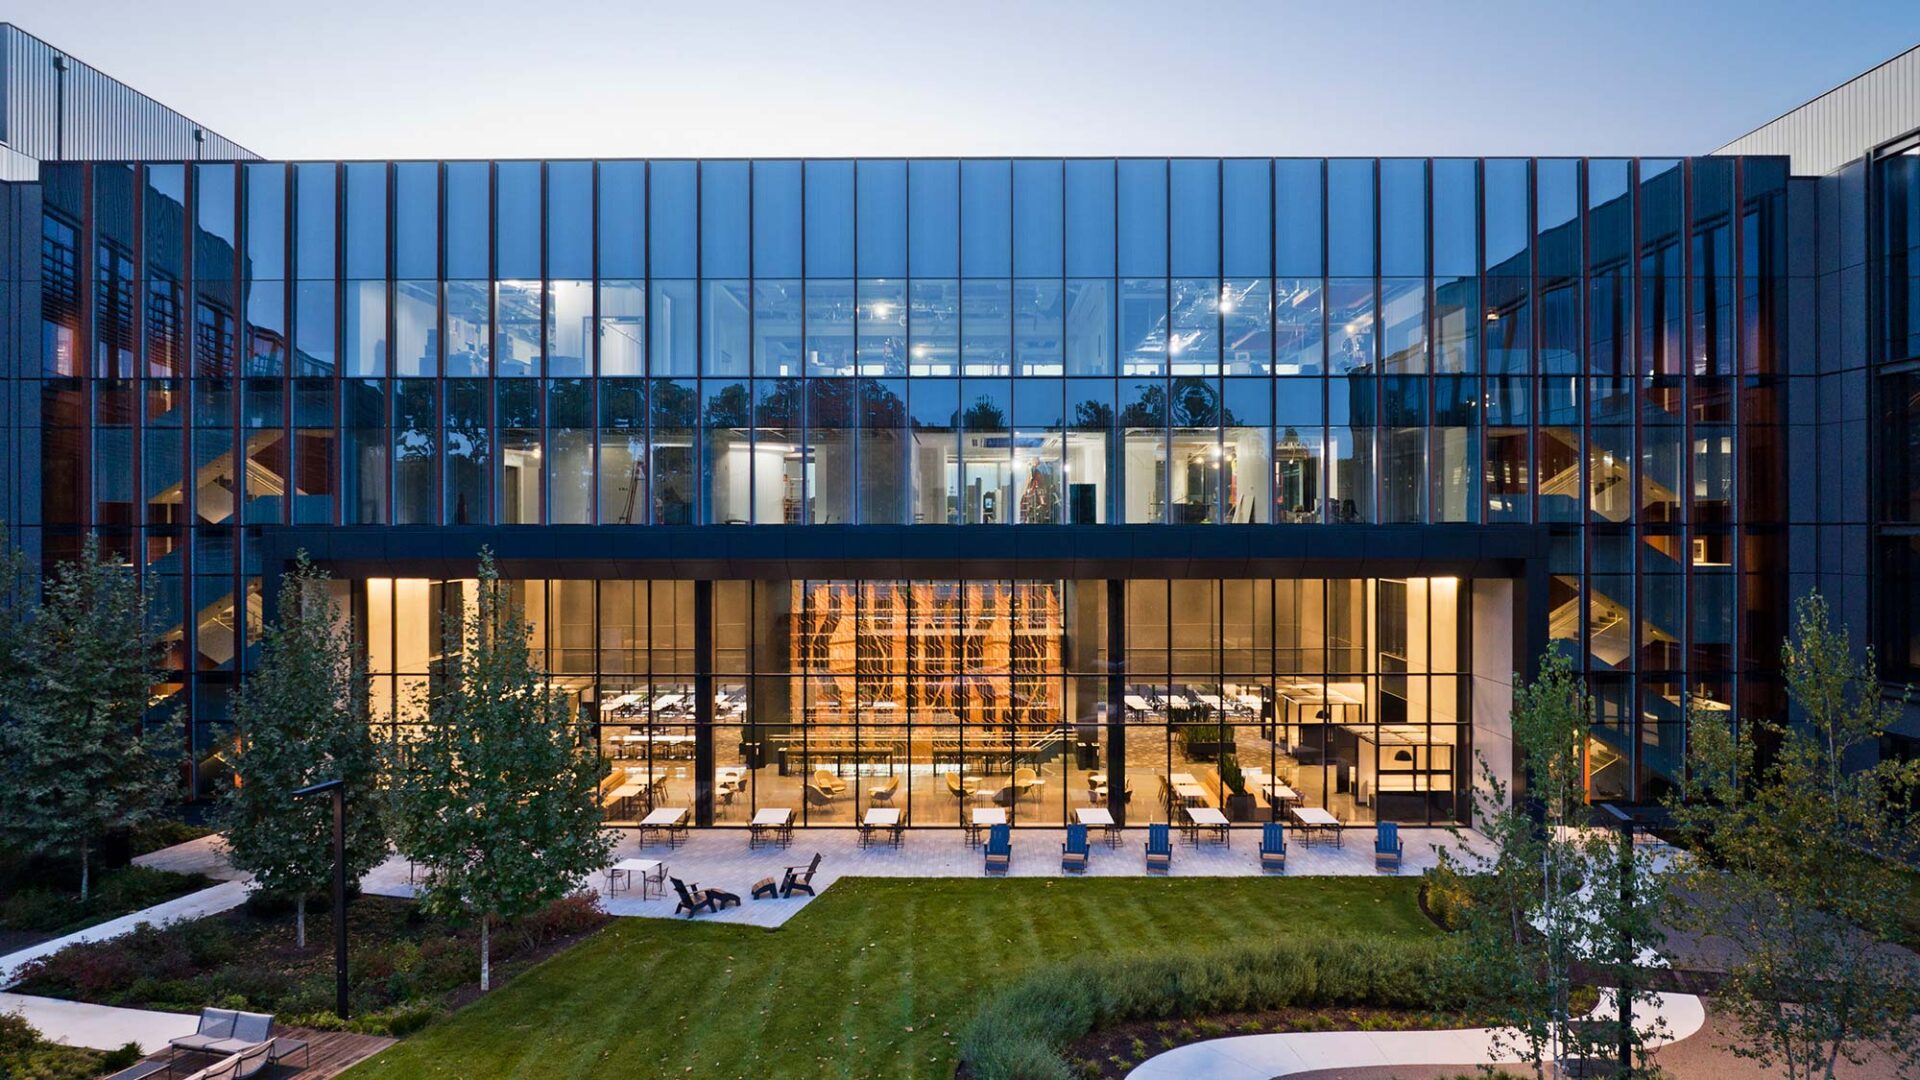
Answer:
346;875;1437;1080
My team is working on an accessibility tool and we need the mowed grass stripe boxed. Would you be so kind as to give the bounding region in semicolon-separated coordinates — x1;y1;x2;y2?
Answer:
346;875;1434;1080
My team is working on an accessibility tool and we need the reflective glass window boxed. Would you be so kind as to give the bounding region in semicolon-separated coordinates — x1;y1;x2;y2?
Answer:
294;162;335;280
1064;159;1115;277
1484;159;1529;275
548;160;593;280
649;161;697;278
857;160;907;278
1432;159;1477;277
1064;280;1114;375
599;161;646;278
495;161;541;279
651;279;698;376
754;280;804;377
344;163;386;280
1275;159;1323;276
393;162;437;279
1379;158;1425;276
701;160;750;278
753;160;802;277
909;160;959;278
1117;159;1168;276
549;280;592;377
444;162;489;279
244;163;286;282
963;280;1012;377
1326;159;1374;277
805;161;854;277
806;280;855;377
1170;159;1219;277
1274;279;1323;374
1222;159;1271;278
963;159;1013;278
704;280;751;377
599;280;646;376
1012;159;1062;277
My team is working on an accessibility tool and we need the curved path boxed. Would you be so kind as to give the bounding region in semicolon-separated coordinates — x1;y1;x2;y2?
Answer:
1127;990;1706;1080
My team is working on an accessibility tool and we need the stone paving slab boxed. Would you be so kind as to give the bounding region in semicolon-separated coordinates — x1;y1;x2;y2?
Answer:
361;825;1485;928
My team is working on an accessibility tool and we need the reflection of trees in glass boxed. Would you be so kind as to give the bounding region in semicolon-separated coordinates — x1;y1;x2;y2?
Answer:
754;378;802;428
962;396;1007;431
1071;400;1113;429
703;381;750;427
650;379;699;427
1119;383;1165;428
1171;377;1219;427
858;378;906;427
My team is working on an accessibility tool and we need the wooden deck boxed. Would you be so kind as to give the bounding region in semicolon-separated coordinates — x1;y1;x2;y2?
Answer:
121;1028;395;1080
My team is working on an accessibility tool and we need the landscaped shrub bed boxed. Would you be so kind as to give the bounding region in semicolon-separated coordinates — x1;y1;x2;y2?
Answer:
13;892;609;1036
956;937;1465;1080
0;1012;140;1080
0;862;214;940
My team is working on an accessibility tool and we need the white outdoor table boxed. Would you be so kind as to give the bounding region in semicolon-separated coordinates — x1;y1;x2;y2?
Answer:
969;807;1006;845
1184;806;1231;845
750;807;794;848
607;857;663;898
1290;806;1343;846
639;806;690;847
1076;806;1122;847
860;807;904;848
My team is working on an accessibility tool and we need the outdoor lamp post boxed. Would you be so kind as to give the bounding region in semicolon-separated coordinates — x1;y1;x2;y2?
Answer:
293;778;349;1020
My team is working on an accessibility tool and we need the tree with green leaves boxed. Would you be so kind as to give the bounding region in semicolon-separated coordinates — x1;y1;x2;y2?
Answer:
387;550;612;991
0;535;176;901
1435;645;1669;1078
220;553;388;948
1667;592;1920;1080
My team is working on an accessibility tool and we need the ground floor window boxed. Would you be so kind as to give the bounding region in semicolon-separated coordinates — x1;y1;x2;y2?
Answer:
357;575;1470;827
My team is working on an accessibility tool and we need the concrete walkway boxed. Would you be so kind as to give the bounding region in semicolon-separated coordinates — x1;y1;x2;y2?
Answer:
360;824;1489;928
1127;990;1707;1079
0;992;197;1054
0;878;252;988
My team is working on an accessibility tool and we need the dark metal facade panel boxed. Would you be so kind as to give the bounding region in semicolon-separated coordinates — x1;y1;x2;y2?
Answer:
1715;44;1920;176
258;523;1551;585
0;24;256;166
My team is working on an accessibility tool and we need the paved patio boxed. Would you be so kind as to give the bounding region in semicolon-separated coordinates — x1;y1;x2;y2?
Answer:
361;824;1486;928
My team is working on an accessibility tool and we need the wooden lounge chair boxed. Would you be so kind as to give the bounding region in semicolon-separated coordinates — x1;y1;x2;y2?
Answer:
781;852;823;897
983;823;1011;875
671;876;718;917
1375;821;1403;872
1061;823;1090;873
1144;822;1172;874
1260;821;1288;873
869;775;899;805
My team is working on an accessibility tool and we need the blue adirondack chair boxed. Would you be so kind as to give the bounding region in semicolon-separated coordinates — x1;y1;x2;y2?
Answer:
1061;823;1090;873
984;823;1012;875
1374;821;1403;872
1260;821;1288;873
1144;822;1172;874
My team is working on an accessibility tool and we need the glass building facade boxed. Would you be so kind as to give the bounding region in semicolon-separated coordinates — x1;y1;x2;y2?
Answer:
16;155;1800;824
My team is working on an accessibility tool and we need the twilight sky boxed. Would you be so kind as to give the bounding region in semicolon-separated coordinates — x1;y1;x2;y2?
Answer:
11;0;1919;160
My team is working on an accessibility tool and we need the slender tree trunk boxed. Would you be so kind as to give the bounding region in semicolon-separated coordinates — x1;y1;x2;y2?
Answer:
479;916;491;992
296;892;307;949
79;837;90;904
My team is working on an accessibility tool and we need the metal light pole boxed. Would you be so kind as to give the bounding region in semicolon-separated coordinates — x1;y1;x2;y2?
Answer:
294;778;348;1020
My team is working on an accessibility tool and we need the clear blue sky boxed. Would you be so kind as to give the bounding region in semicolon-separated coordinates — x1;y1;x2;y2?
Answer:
13;0;1919;159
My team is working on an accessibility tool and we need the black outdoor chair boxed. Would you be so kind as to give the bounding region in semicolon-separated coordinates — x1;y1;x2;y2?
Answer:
781;852;823;897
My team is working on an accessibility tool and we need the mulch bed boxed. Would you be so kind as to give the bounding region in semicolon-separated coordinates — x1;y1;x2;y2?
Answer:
13;892;611;1036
